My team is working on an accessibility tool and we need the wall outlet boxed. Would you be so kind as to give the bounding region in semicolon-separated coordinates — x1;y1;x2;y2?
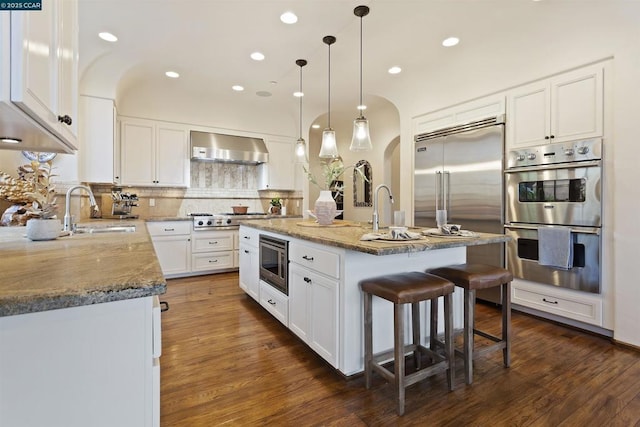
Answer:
149;198;155;207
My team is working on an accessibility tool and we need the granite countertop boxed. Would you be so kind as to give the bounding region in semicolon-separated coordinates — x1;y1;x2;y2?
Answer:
0;220;166;317
240;218;511;256
145;214;302;222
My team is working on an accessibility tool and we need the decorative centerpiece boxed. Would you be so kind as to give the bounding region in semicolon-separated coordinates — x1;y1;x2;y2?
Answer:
0;160;60;240
303;158;367;225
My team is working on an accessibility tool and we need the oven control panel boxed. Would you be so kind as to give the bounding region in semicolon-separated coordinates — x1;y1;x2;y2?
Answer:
507;138;602;169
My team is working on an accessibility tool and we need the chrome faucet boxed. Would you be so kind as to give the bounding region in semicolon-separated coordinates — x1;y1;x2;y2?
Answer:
372;184;394;232
64;185;99;232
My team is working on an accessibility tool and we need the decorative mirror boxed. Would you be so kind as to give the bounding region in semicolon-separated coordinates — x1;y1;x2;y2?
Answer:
353;159;372;207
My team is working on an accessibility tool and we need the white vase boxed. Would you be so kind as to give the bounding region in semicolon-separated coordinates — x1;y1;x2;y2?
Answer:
314;190;337;226
26;218;62;241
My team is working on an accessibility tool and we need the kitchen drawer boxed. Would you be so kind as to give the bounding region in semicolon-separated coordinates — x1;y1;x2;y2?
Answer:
239;226;259;247
146;221;191;236
192;231;234;253
260;280;288;326
290;241;340;279
512;281;602;326
191;251;234;272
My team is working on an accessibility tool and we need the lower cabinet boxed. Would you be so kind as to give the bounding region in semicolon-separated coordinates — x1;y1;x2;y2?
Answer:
147;221;191;277
0;296;160;427
191;230;236;273
511;279;603;326
288;262;339;367
147;221;239;278
259;280;288;326
239;242;259;300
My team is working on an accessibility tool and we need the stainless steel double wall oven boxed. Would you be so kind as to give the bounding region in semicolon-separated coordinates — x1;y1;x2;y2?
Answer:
504;138;603;294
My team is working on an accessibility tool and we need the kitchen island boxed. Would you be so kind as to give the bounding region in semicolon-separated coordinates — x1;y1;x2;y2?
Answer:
239;218;510;376
0;220;165;427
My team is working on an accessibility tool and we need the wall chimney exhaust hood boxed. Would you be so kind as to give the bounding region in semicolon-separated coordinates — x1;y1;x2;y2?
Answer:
190;131;268;164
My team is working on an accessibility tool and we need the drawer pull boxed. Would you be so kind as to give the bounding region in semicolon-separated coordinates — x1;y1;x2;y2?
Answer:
267;299;276;306
164;228;175;232
243;236;251;239
542;298;559;305
209;259;218;263
209;241;218;245
160;301;170;312
302;255;314;261
303;277;312;283
244;250;249;254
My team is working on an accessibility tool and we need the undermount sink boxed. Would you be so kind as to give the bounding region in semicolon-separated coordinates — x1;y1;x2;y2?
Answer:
74;224;136;234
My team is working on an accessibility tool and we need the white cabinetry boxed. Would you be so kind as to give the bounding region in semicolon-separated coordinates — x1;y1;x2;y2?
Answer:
0;296;160;427
147;221;191;277
413;94;505;135
191;230;237;273
259;280;288;326
79;95;115;183
506;63;604;149
120;117;189;187
239;226;260;300
288;241;339;367
258;138;295;190
511;279;602;327
8;0;78;149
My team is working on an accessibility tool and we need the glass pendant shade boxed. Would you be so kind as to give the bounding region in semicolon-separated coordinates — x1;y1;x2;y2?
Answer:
349;116;372;151
320;128;338;158
295;137;306;158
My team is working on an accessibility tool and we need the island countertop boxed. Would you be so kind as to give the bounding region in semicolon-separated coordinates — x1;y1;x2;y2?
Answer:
240;218;510;256
0;220;166;317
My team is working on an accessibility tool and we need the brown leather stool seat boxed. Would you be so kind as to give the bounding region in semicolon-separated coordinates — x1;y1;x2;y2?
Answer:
360;272;455;416
427;264;513;385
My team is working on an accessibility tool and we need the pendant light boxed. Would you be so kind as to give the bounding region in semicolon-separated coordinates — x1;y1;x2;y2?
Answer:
349;5;373;152
295;59;308;160
319;35;339;158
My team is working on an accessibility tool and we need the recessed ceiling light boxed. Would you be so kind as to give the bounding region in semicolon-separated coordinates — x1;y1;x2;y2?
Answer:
250;52;265;61
165;71;179;78
293;91;304;97
442;37;460;47
232;85;244;92
1;137;21;144
98;32;118;42
280;11;298;24
312;124;320;129
388;66;402;74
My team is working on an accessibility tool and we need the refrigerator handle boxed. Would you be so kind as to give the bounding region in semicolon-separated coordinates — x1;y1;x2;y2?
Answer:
435;171;442;211
443;171;450;213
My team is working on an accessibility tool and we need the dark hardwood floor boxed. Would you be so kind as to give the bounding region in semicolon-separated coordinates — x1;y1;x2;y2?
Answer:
160;273;640;426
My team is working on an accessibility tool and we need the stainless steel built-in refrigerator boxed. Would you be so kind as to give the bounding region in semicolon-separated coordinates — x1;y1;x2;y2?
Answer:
414;116;505;303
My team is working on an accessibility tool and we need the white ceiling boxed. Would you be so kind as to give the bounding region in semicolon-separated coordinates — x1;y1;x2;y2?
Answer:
78;0;632;130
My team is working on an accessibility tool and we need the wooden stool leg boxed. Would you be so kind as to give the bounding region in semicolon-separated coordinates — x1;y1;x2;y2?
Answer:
429;296;438;356
444;293;455;391
502;282;512;368
363;292;373;389
394;303;406;416
411;302;421;370
463;289;475;385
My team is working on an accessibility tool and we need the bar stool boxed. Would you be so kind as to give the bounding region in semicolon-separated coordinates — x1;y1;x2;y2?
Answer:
360;272;455;416
427;264;513;385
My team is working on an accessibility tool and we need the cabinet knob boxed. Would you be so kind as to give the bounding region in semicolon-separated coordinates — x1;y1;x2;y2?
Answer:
550;135;555;139
303;277;312;283
57;114;72;125
544;136;550;140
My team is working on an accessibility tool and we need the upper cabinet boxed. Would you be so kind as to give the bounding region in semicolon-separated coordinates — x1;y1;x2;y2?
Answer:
78;96;116;183
120;117;190;187
506;63;604;149
8;0;78;149
258;138;296;190
413;95;505;135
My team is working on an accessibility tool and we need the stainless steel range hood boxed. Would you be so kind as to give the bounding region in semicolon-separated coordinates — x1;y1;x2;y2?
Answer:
190;131;268;164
